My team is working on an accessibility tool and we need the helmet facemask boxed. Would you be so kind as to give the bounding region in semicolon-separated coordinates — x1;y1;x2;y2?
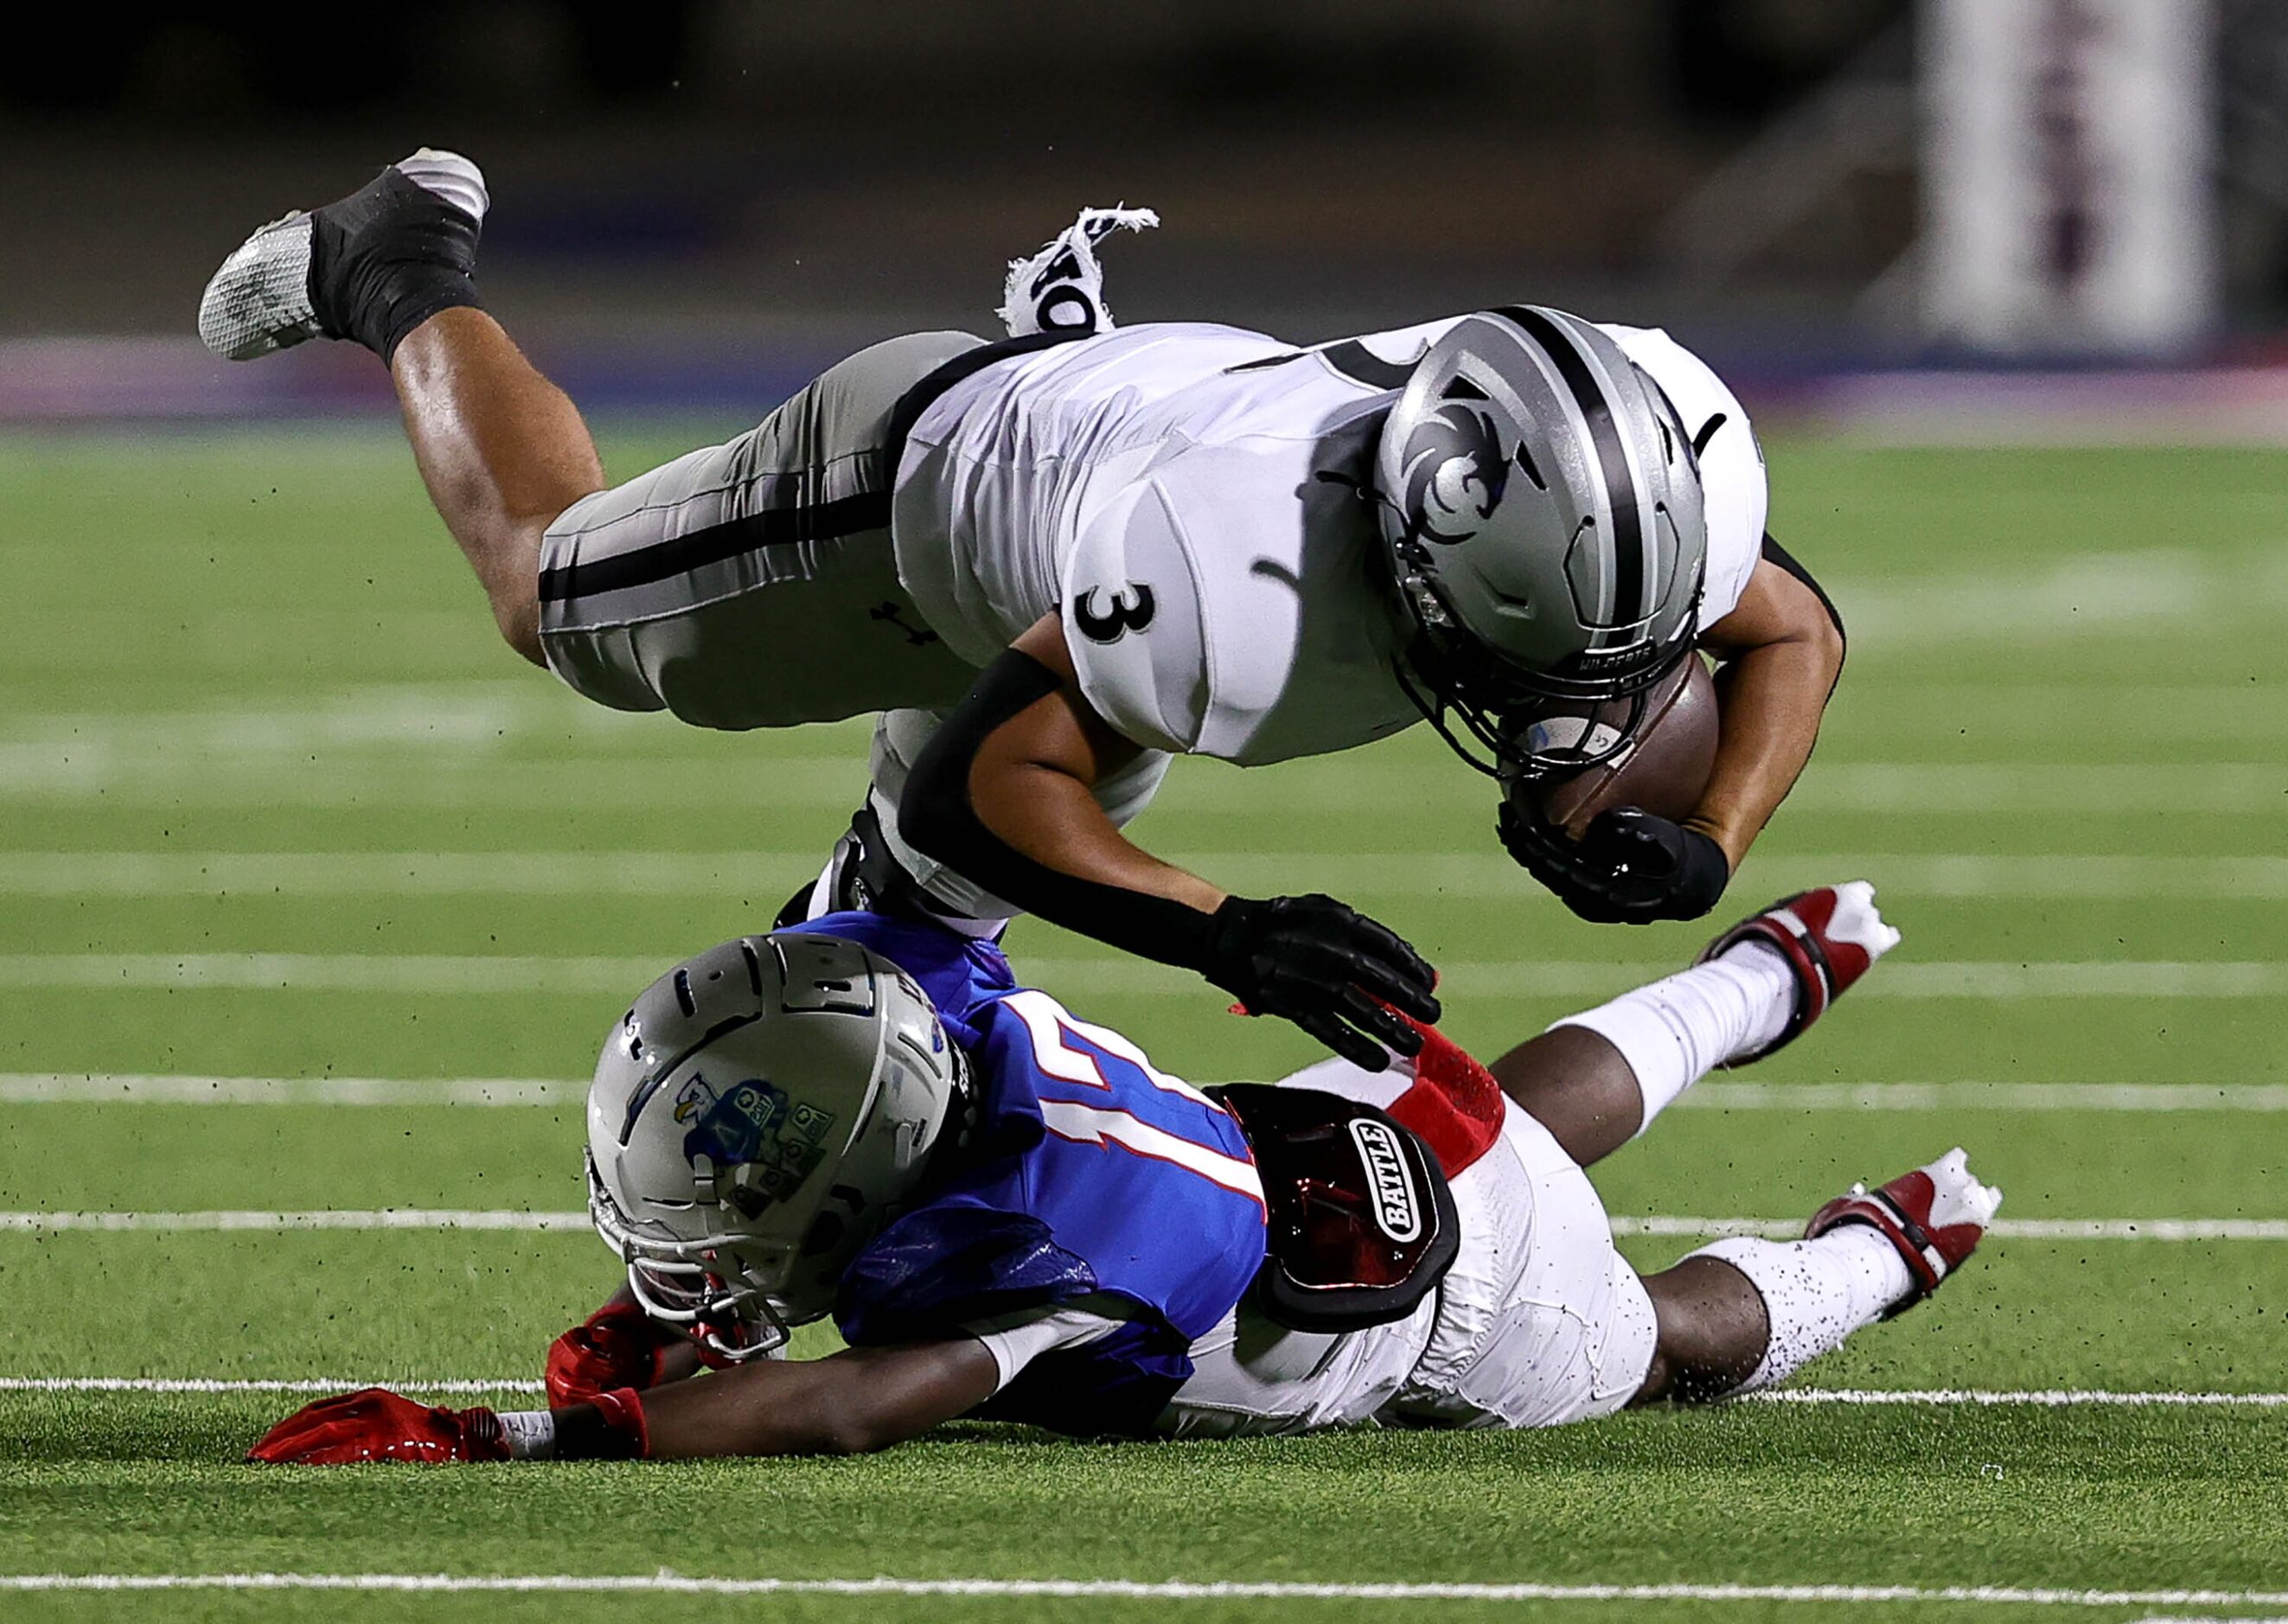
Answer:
585;1148;801;1361
1387;529;1701;785
1368;308;1711;788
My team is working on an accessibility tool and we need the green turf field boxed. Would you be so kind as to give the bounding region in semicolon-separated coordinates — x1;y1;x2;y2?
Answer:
3;429;2285;1623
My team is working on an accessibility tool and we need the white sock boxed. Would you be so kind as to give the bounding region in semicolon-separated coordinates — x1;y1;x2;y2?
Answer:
997;205;1160;336
1549;941;1794;1136
495;1409;558;1461
1687;1228;1914;1395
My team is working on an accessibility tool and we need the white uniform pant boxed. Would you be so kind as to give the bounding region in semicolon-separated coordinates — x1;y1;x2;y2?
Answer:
1166;1065;1659;1436
1390;1097;1658;1429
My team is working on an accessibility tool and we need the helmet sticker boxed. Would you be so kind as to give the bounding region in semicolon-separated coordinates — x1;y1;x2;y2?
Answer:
1399;401;1510;547
674;1072;837;1203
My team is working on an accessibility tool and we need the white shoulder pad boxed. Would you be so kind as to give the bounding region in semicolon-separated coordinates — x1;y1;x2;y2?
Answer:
1061;478;1213;754
1598;323;1767;630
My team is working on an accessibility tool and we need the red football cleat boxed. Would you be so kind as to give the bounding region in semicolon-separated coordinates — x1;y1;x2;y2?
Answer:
1807;1148;2003;1318
1698;879;1900;1063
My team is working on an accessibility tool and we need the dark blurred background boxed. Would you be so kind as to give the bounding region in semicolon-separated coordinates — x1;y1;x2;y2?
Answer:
7;0;2284;425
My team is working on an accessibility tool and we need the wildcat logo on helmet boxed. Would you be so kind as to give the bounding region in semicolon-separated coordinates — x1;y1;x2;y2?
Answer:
1399;402;1510;547
674;1072;836;1200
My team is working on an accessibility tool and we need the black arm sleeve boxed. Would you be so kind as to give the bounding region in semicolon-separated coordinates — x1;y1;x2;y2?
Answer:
898;649;1218;972
1761;532;1845;656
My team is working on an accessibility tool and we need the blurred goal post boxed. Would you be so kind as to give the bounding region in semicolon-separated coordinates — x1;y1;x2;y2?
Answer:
1921;0;2217;356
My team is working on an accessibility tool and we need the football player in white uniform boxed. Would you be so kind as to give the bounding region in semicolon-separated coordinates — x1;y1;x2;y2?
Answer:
246;882;1998;1465
199;154;1845;1073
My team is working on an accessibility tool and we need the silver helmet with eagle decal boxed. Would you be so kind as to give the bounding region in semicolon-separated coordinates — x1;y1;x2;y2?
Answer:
1371;305;1709;779
585;931;966;1361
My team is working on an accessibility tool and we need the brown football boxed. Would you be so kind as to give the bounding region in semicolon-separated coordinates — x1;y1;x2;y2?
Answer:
1526;655;1719;839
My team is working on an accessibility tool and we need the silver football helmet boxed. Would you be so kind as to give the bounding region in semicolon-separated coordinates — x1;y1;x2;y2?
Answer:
584;931;966;1362
1372;306;1709;779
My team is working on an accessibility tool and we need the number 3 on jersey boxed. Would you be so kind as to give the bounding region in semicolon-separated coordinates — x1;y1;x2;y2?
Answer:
1071;582;1155;643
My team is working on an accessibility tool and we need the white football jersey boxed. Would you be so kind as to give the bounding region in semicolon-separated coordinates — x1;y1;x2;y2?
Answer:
891;318;1765;765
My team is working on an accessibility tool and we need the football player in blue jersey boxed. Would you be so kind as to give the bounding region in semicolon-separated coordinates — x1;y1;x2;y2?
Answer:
251;882;1997;1466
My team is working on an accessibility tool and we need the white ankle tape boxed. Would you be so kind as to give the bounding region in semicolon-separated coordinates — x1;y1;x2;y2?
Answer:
495;1409;557;1461
1689;1229;1912;1395
1549;942;1794;1136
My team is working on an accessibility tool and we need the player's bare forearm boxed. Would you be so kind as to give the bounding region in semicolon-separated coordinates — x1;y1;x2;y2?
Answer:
969;617;1226;915
1690;559;1844;867
982;758;1228;915
637;1339;1000;1460
904;614;1227;922
902;616;1438;1066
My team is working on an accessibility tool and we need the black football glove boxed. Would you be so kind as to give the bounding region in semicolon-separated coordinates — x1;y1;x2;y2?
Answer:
1203;893;1441;1071
1498;802;1731;924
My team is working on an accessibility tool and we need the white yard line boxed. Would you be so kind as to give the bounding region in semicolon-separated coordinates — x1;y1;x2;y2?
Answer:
1794;763;2287;815
6;1209;2285;1240
1748;1389;2288;1408
1606;1217;2288;1242
0;764;868;810
15;850;2288;900
0;751;2280;815
7;1377;2282;1408
0;851;809;897
7;1074;2286;1112
7;952;2288;1000
1837;549;2221;645
0;687;870;795
0;953;669;994
1676;1082;2288;1112
3;1574;2286;1607
0;1075;579;1105
0;1210;594;1232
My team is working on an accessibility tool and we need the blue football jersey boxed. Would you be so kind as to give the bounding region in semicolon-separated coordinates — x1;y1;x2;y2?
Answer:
789;912;1268;1435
